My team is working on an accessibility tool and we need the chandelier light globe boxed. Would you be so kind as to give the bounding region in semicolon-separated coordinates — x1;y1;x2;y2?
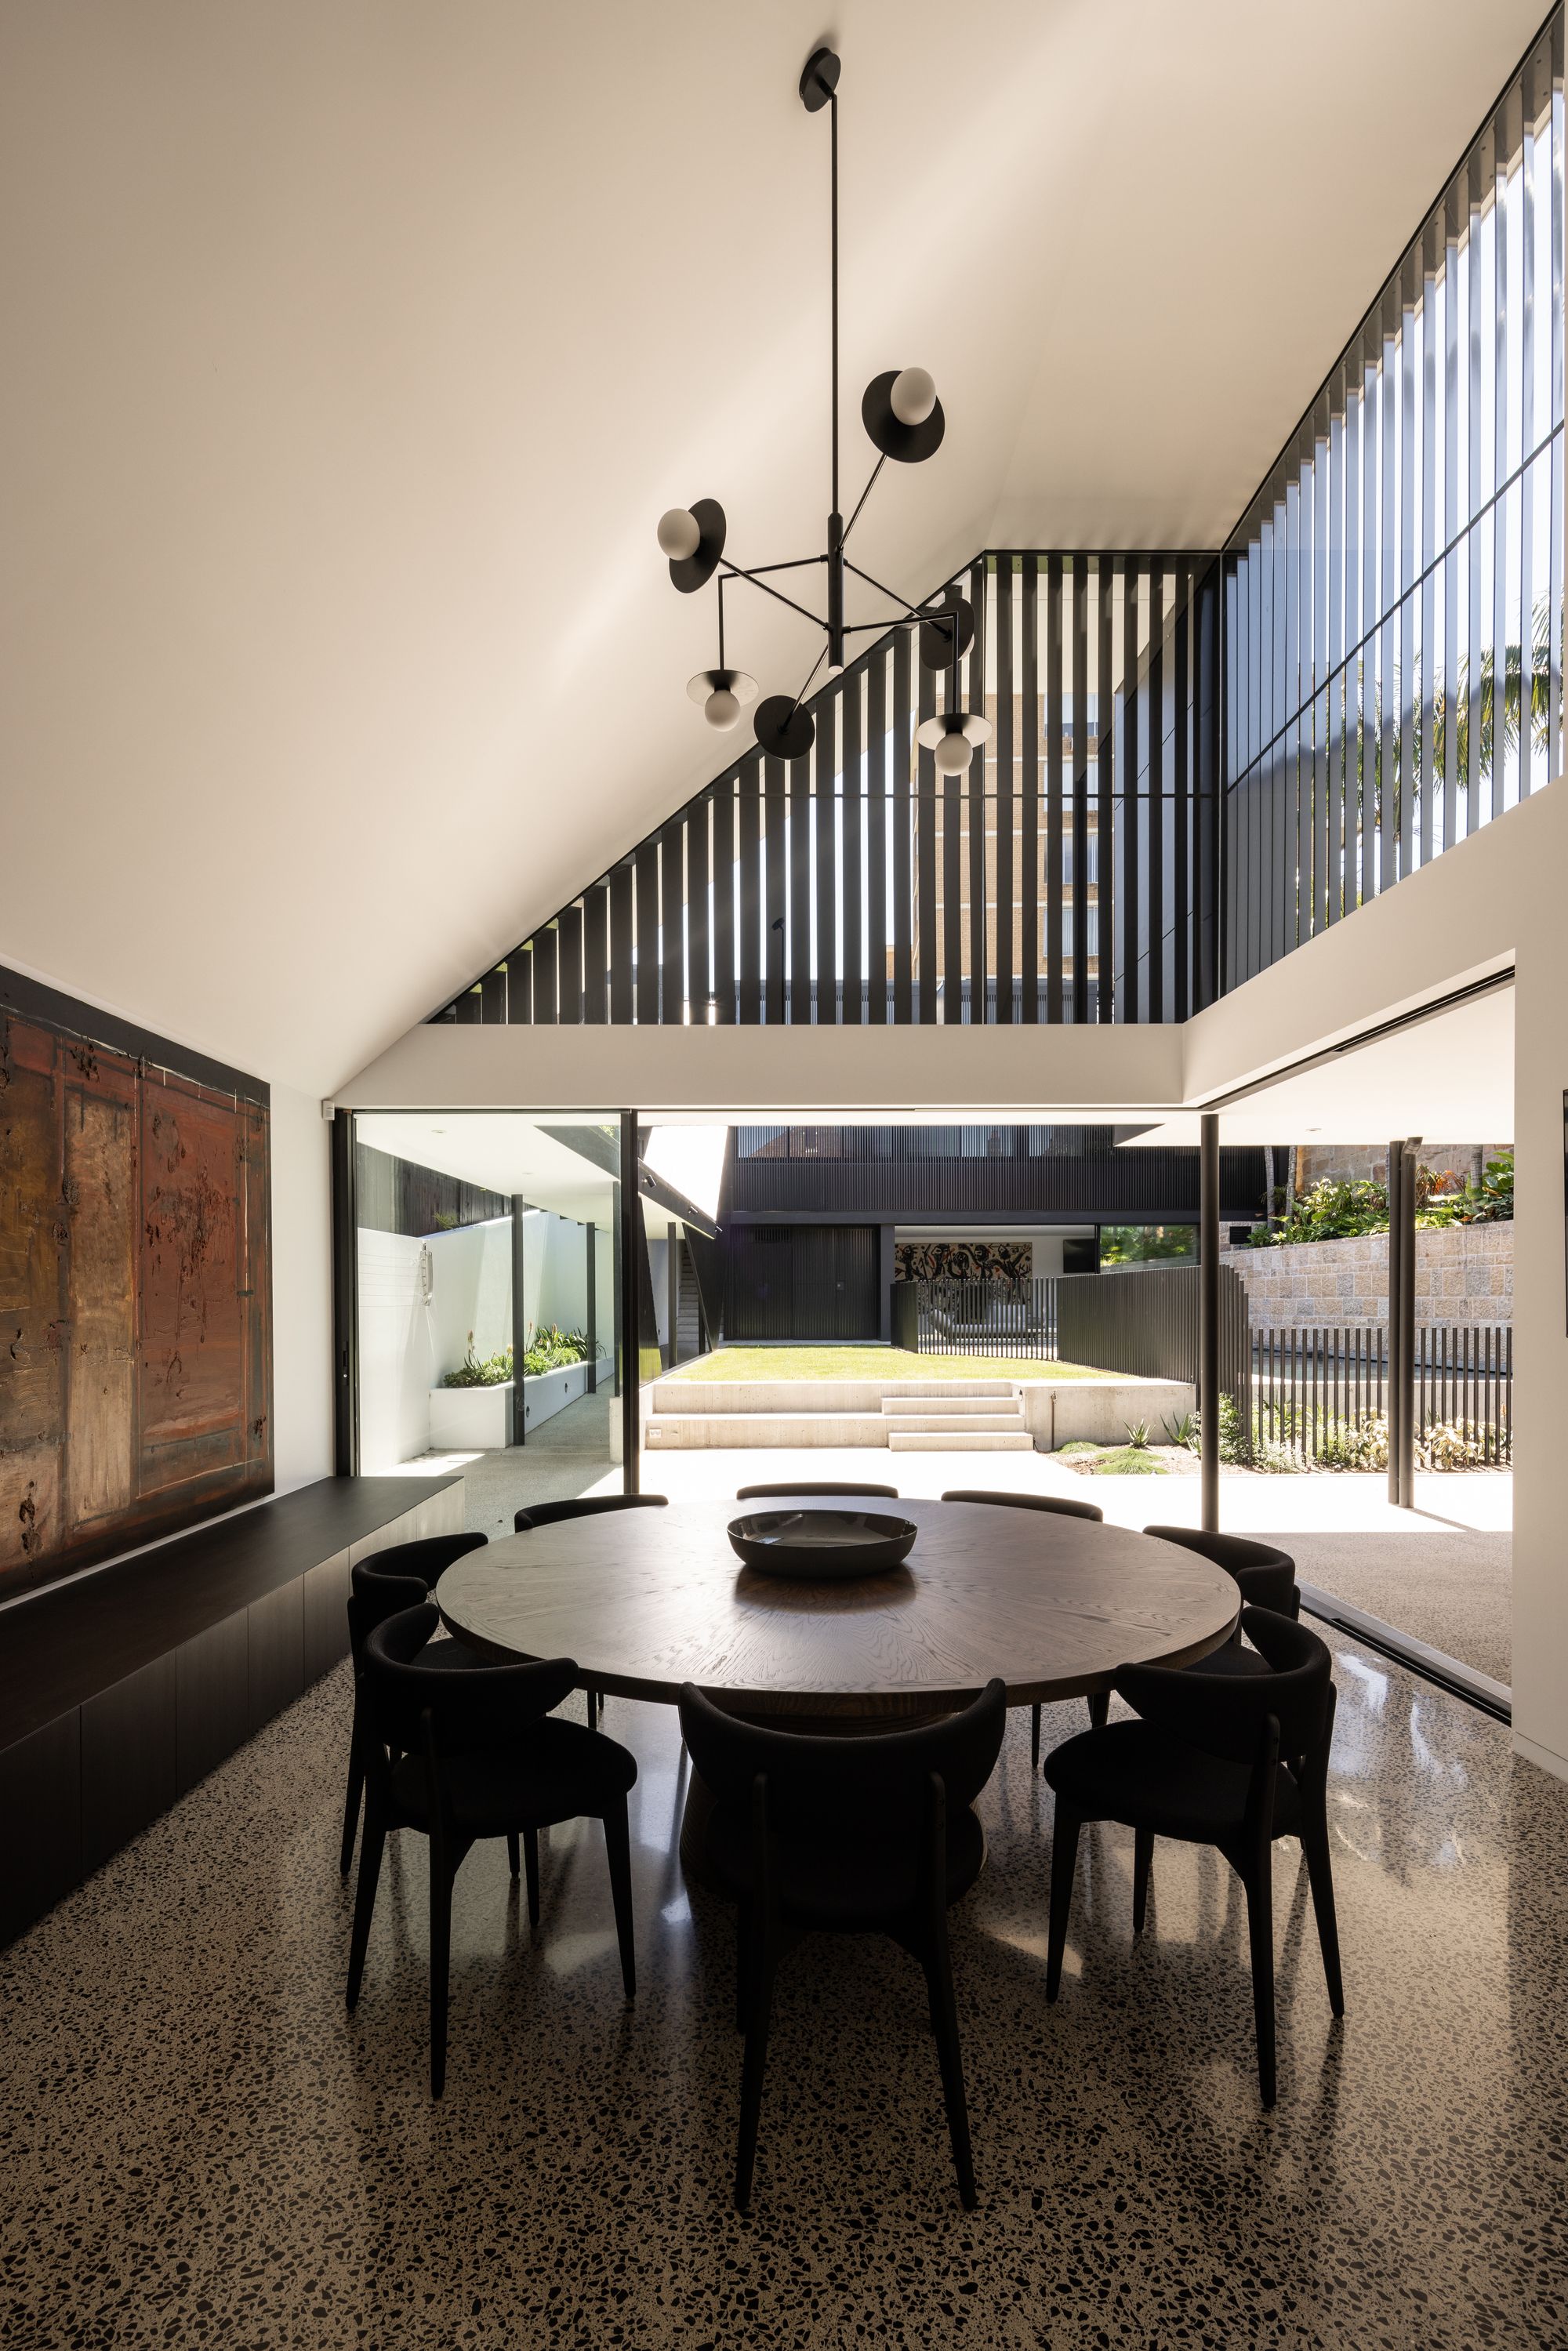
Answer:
704;688;742;730
657;506;702;561
890;367;937;427
933;729;972;775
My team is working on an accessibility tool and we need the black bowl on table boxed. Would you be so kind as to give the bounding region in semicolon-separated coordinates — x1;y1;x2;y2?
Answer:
726;1508;919;1580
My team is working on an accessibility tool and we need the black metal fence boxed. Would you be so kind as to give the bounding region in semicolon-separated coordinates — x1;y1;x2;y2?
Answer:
1252;1324;1512;1466
1054;1264;1251;1424
916;1278;1058;1358
913;1264;1250;1424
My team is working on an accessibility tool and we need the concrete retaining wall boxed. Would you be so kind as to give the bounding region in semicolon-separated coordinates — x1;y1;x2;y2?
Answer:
643;1373;1195;1451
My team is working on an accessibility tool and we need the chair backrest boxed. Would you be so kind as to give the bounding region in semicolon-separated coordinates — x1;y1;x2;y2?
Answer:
677;1679;1006;1841
1143;1525;1297;1616
734;1481;900;1502
1115;1606;1332;1767
364;1603;577;1757
347;1532;487;1660
514;1493;669;1533
942;1488;1103;1524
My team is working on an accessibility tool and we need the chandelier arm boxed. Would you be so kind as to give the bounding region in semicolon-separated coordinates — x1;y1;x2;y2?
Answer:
842;559;925;619
829;87;839;528
725;554;829;579
719;561;829;632
789;644;830;717
717;573;725;672
841;455;886;544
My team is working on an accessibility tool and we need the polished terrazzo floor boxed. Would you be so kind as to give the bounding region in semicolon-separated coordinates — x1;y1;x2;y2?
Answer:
3;1635;1565;2348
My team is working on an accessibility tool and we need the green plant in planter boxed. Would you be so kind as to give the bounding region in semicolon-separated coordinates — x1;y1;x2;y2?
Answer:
1123;1417;1152;1450
441;1333;515;1388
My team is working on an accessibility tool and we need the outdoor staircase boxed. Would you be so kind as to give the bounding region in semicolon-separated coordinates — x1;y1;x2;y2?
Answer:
643;1374;1037;1452
880;1388;1033;1451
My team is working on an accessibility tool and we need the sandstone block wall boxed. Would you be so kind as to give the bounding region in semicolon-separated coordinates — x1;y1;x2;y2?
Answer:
1220;1221;1512;1328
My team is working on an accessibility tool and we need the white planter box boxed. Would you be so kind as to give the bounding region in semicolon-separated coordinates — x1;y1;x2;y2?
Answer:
428;1361;593;1452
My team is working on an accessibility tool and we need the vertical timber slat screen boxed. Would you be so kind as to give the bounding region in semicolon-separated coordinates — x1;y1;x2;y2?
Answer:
1224;13;1566;986
433;551;1222;1027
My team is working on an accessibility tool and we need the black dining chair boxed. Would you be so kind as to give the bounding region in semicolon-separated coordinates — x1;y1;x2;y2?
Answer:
339;1533;489;1877
512;1493;670;1533
512;1495;670;1727
1042;1606;1342;2106
1143;1527;1300;1678
734;1480;900;1501
940;1489;1109;1760
679;1676;1007;2211
347;1602;637;2095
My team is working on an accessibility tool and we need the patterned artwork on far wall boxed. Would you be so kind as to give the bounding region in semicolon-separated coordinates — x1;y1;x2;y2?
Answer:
895;1241;1033;1285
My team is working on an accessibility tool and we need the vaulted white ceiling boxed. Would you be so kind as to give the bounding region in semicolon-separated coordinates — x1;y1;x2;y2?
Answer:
2;0;1546;1093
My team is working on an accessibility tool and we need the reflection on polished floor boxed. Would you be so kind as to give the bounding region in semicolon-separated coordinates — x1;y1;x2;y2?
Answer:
3;1622;1562;2348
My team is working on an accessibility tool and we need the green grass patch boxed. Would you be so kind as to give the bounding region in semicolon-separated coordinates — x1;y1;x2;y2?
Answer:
668;1344;1105;1384
1056;1439;1104;1457
1087;1447;1167;1475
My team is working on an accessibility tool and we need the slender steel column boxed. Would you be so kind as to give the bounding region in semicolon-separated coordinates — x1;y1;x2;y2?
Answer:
585;1220;597;1390
1385;1141;1404;1505
510;1194;528;1448
619;1112;641;1493
1200;1113;1221;1533
1396;1137;1421;1506
330;1110;358;1476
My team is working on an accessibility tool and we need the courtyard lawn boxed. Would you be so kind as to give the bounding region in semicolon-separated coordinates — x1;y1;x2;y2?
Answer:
667;1344;1107;1382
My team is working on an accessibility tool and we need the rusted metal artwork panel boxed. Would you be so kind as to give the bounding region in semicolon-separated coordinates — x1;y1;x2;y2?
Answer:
0;1010;272;1595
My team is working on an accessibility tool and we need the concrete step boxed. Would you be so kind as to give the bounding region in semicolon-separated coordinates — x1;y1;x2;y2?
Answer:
887;1429;1036;1453
880;1392;1020;1415
883;1413;1025;1433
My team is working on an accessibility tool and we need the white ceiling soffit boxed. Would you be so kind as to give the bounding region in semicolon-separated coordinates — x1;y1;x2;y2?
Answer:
354;1112;617;1224
2;2;1545;1095
1120;985;1515;1146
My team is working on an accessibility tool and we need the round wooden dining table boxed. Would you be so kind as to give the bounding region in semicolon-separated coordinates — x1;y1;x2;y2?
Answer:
434;1494;1239;1724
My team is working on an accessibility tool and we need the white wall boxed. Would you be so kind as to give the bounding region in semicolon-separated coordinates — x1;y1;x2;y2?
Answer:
532;1210;592;1336
356;1228;435;1471
428;1218;512;1379
268;1083;334;1493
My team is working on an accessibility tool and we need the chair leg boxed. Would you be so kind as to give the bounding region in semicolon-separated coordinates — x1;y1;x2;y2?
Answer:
506;1830;520;1880
734;1901;750;2033
601;1798;637;1998
523;1827;541;1928
430;1853;455;2099
345;1793;387;2010
1299;1811;1345;2016
1030;1703;1041;1772
585;1688;599;1732
922;1920;978;2209
339;1732;365;1879
1087;1690;1110;1731
1132;1828;1153;1936
1045;1802;1083;2002
735;1914;777;2212
1243;1856;1277;2107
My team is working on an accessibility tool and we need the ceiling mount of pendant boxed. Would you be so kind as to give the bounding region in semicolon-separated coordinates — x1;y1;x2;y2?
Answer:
654;45;986;766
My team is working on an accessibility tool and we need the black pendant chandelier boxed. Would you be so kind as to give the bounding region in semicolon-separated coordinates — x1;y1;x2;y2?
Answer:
655;45;990;776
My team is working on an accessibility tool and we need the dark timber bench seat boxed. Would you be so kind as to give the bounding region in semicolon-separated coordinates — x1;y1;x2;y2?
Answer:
0;1475;463;1947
